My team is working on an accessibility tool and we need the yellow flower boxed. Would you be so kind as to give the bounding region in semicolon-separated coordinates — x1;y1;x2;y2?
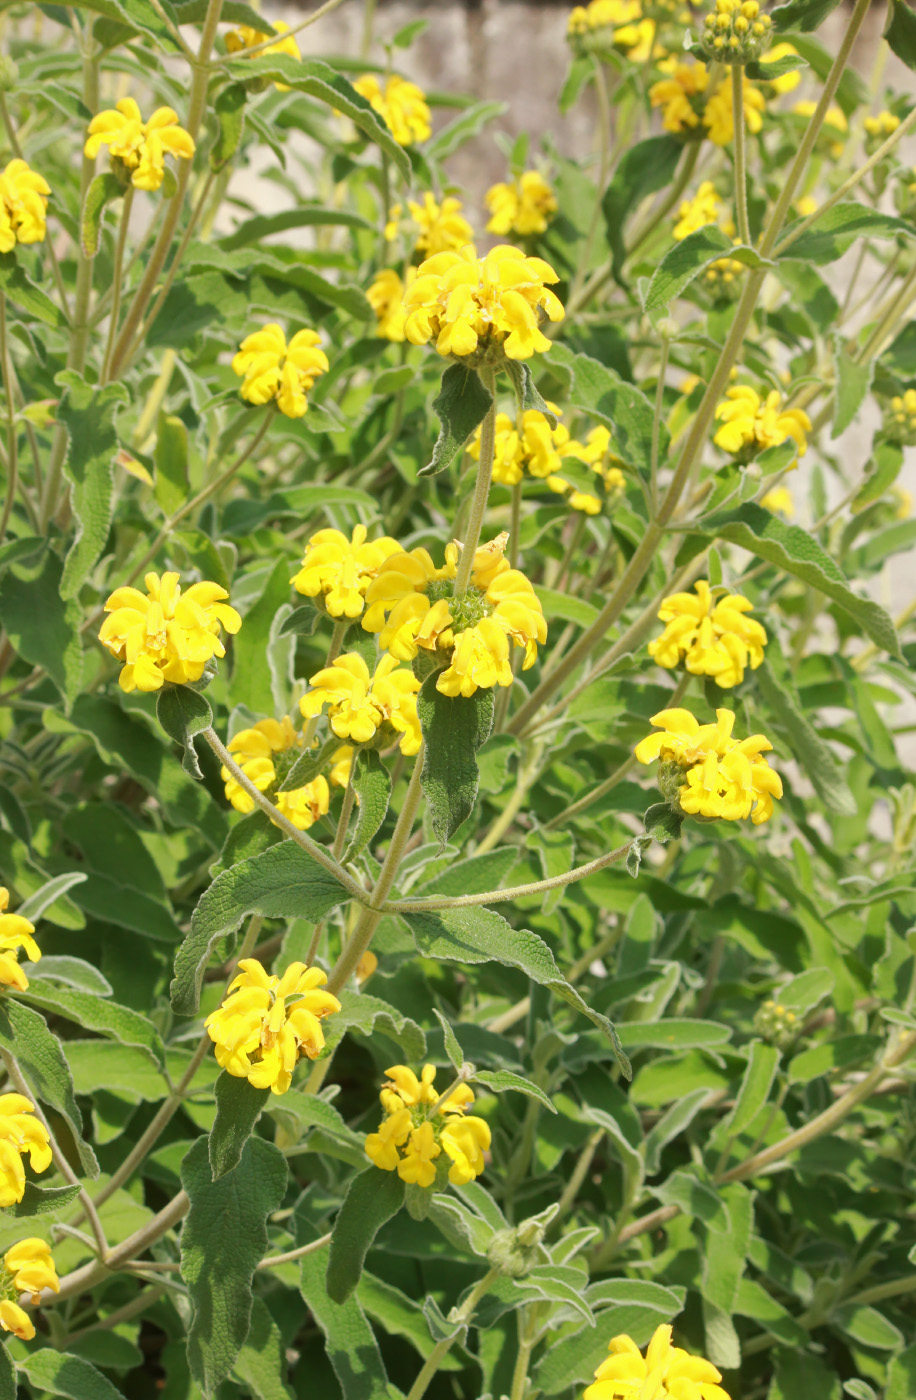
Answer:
793;100;847;157
699;0;772;63
353;73;431;146
225;20;300;87
367;267;414;342
795;194;818;217
635;707;782;824
0;1095;52;1208
649;580;767;687
703;74;765;146
888;389;916;445
85;98;194;192
356;950;378;984
3;1238;59;1303
760;485;794;517
0;160;50;253
584;1323;731;1400
403;244;564;362
673;181;727;240
568;0;656;58
0;887;40;993
365;1063;491;1188
220;717;330;832
0;1300;33;1340
98;571;241;694
470;404;573;486
864;110;900;139
714;384;810;462
408;193;474;255
485;171;557;237
762;41;801;95
300;653;422;755
649;58;709;134
549;426;626;514
206;958;340;1095
232;324;328;419
362;535;547;698
329;745;354;789
291;525;403;620
893;485;912;520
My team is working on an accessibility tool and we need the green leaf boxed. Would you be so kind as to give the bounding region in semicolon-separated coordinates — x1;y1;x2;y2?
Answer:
425;1193;495;1257
771;0;841;29
0;1343;11;1400
884;0;916;69
702;1182;753;1313
472;1068;557;1112
617;1019;732;1050
220;207;371;253
642;227;772;317
18;978;165;1067
344;750;391;863
326;1168;405;1304
172;842;350;1015
780;202;915;264
154;412;190;516
299;1245;390;1400
80;173;125;257
421;364;494;478
834;1303;904;1350
209;1073;271;1181
232;1296;293;1400
231;558;295;715
16;876;88;925
224;55;411;179
156;686;212;780
432;1009;464;1070
0;546;83;707
211;81;247;171
0;1000;97;1177
777;967;834;1014
8;1181;82;1217
832;341;874;438
727;1041;780;1137
746;52;809;80
769;1351;842;1400
549;342;661;479
418;677;494;844
180;1136;287;1397
693;504;901;658
887;1343;916;1400
425;100;507;160
278;735;340;793
602;134;683;281
17;1349;125;1400
326;989;426;1061
0;252;66;327
643;1088;710;1175
643;802;683;844
536;1281;685;1395
755;655;857;815
504;361;558;426
402;904;631;1075
559;55;591;114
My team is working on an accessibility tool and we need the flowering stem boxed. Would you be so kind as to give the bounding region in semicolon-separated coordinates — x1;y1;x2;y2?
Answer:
404;1267;499;1400
731;66;751;248
649;335;670;517
453;366;497;598
0;296;18;548
100;185;134;384
332;782;356;861
509;481;522;569
567;56;611;311
210;0;349;64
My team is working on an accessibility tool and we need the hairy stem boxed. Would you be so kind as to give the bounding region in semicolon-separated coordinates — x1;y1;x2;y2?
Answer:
454;366;497;597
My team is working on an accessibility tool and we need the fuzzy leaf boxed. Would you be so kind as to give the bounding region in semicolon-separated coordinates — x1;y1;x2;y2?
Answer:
156;686;212;780
602;134;683;281
756;654;857;814
504;361;558;426
299;1244;390;1399
831;342;874;439
326;1168;405;1304
8;1182;82;1217
211;81;247;171
642;227;771;316
80;173;126;257
209;1073;271;1181
0;1000;98;1177
344;750;391;863
0;546;83;707
17;1349;124;1400
549;342;661;479
418;678;494;844
0;252;66;327
421;364;494;477
472;1068;557;1112
884;0;916;70
780;202;915;264
771;0;841;30
727;1041;780;1137
18;978;165;1067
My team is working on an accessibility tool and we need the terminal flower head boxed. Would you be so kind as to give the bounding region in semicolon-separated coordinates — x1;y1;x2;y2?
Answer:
673;181;732;241
402;244;564;363
649;580;767;688
584;1323;731;1400
714;384;810;462
221;717;330;832
887;388;916;446
365;1063;491;1188
404;193;474;255
232;324;328;418
300;653;422;755
568;0;656;60
649;58;709;134
362;534;547;698
0;1095;52;1208
353;73;431;146
0;887;40;993
0;1238;59;1342
636;707;782;824
485;171;557;237
469;404;572;487
703;73;765;145
85;99;194;191
0;160;50;252
98;571;241;693
699;0;772;64
205;958;341;1095
291;525;403;619
864;109;900;140
367;267;416;341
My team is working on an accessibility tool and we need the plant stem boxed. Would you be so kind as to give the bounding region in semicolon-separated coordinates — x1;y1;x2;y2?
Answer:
731;66;751;246
63;1282;168;1345
554;1128;602;1223
0;296;18;547
509;1324;534;1400
211;0;349;64
332;782;356;861
509;481;522;568
454;367;497;597
258;1230;332;1269
650;335;670;516
404;1268;499;1400
567;57;611;310
100;185;134;383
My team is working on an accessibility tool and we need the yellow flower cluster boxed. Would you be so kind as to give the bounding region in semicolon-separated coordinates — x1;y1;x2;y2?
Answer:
635;707;782;824
754;997;799;1047
353;74;431;146
98;571;242;693
85;99;195;192
485;171;557;237
672;181;734;241
649;580;767;688
387;194;474;256
225;19;301;89
864;109;900;140
0;887;40;993
585;1323;731;1400
205;958;341;1095
0;159;50;252
700;0;772;63
402;244;564;362
568;0;656;61
221;717;350;830
232;324;328;419
365;1064;491;1187
291;525;403;620
760;485;794;517
793;100;847;157
649;59;764;146
714;385;811;463
0;1239;59;1343
471;410;624;514
300;653;422;754
362;534;547;698
0;1095;51;1208
887;388;916;445
367;268;415;341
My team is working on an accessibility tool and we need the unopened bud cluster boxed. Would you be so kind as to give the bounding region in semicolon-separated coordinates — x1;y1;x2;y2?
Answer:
754;998;799;1047
699;0;772;63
